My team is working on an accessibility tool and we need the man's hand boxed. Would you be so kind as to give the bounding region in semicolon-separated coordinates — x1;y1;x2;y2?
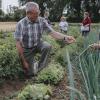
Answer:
64;36;76;44
90;43;100;49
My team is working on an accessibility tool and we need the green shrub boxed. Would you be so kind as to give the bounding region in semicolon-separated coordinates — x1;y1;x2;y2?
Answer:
0;43;22;79
17;84;52;100
36;63;64;85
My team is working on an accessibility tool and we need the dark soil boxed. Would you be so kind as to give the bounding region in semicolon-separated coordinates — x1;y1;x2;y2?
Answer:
0;80;25;99
0;70;84;100
51;74;70;100
0;74;69;100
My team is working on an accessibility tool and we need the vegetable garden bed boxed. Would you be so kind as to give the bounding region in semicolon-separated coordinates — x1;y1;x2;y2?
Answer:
0;23;100;100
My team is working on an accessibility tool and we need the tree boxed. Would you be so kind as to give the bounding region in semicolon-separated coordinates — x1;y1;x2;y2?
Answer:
13;9;26;21
18;0;100;22
82;0;100;22
0;9;4;16
0;9;5;21
67;0;82;22
18;0;69;21
67;0;100;22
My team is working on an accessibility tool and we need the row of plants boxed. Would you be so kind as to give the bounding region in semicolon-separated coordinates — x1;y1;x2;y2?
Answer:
1;24;98;100
0;33;22;81
65;29;100;100
0;31;66;100
15;33;68;99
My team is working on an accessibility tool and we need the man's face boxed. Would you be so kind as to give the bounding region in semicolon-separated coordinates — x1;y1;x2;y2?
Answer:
27;9;39;22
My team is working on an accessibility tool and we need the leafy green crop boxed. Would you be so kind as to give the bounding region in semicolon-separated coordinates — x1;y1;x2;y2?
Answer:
17;84;52;100
36;63;64;85
0;42;22;79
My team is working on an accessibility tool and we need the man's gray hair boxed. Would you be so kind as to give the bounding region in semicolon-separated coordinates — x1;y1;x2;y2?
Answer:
26;2;39;12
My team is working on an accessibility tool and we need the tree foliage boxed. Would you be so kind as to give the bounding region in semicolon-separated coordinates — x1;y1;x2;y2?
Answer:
82;0;100;22
17;0;100;22
18;0;69;21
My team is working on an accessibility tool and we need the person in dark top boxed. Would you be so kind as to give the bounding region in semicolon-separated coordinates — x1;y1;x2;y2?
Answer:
81;12;91;37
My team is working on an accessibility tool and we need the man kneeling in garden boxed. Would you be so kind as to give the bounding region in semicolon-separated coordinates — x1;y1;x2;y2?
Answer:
14;2;75;77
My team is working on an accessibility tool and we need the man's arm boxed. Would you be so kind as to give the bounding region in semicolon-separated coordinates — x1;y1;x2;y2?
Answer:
16;41;29;70
16;41;24;58
50;31;75;44
43;18;75;44
14;22;29;71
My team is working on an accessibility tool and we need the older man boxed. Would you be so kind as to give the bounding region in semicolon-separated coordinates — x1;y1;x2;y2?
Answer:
14;2;75;77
